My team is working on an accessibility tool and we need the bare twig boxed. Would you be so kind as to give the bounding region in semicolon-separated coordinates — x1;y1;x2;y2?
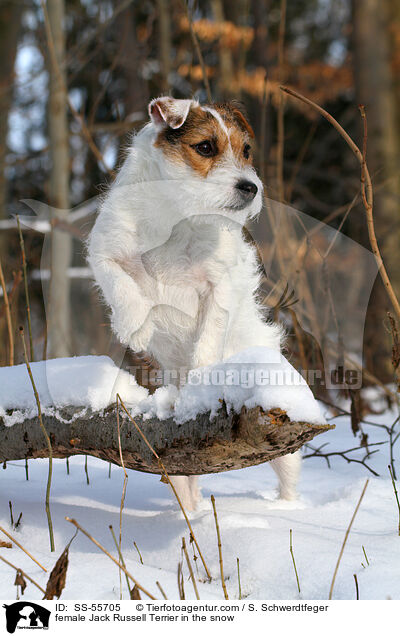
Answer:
116;394;212;581
303;441;383;477
0;259;14;365
182;537;200;599
210;495;228;600
0;554;46;595
65;517;156;599
329;480;369;599
20;327;54;552
0;526;47;573
277;0;287;203
281;85;400;322
180;0;212;102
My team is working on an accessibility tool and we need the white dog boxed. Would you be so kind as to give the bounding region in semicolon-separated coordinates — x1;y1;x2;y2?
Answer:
88;97;301;510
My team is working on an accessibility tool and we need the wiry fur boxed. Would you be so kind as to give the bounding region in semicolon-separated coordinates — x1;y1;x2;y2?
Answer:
88;97;301;510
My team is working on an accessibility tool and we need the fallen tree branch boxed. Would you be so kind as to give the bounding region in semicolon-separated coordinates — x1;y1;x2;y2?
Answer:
0;405;333;475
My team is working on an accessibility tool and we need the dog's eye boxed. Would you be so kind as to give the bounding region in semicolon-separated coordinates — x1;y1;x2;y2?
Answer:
243;144;251;159
193;140;216;157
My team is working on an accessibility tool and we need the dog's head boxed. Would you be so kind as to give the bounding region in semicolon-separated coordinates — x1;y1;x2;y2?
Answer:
146;96;263;220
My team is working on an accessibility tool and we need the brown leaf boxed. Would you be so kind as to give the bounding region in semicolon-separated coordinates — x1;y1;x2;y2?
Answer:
43;546;69;600
0;540;12;548
14;570;27;595
130;585;141;599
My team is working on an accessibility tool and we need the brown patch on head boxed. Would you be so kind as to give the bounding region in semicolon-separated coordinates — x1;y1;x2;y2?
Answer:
213;102;255;138
154;101;254;177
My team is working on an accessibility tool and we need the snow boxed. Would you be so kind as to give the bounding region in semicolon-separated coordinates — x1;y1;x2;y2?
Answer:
0;356;148;425
174;347;325;425
0;405;399;600
0;349;326;426
1;351;398;600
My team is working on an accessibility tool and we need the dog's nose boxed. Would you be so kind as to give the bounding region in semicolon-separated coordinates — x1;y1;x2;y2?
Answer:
235;180;258;201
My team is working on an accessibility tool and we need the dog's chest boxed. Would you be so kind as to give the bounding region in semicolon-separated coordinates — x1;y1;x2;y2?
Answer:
142;224;240;295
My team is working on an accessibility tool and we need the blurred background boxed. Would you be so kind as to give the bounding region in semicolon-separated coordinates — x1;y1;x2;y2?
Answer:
0;0;399;407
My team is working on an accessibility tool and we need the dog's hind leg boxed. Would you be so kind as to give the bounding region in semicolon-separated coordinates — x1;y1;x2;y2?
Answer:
269;451;301;500
169;476;201;511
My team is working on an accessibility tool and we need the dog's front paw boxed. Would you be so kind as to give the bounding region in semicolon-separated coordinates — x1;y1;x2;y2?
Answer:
129;322;155;353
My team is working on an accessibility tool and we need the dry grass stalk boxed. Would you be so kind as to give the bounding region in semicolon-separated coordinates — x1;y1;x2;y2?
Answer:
116;394;212;581
0;259;14;365
109;525;131;599
362;545;370;566
0;554;46;595
281;85;400;323
84;456;90;485
65;517;156;599
16;216;34;362
236;557;242;600
133;541;143;565
20;326;55;552
0;525;47;572
329;479;369;600
210;495;228;600
182;537;200;600
353;573;359;600
388;465;400;536
116;395;129;599
156;580;168;599
289;529;301;594
177;560;185;600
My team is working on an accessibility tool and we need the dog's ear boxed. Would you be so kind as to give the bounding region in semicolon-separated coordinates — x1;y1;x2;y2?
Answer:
232;108;255;138
149;97;192;130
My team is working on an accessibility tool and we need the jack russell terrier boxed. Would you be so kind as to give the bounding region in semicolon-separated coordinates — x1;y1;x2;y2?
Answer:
88;96;301;510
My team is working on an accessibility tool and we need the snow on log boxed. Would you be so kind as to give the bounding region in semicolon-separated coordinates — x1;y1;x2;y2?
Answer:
0;350;333;474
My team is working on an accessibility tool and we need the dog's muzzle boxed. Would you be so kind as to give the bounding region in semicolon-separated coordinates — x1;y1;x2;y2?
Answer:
235;179;258;204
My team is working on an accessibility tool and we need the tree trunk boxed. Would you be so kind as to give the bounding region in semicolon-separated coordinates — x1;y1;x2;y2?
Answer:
0;1;22;221
352;0;400;290
352;0;400;379
47;0;71;358
211;0;235;99
0;405;333;475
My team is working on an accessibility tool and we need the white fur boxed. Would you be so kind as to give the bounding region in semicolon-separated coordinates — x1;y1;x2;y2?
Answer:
88;98;301;510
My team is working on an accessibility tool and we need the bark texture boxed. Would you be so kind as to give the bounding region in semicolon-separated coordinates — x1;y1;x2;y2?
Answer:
0;405;333;475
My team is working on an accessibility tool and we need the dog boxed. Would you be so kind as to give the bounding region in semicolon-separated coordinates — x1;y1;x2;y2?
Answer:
88;96;301;511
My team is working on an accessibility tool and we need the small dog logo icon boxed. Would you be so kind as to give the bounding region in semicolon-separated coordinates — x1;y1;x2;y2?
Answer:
3;602;50;633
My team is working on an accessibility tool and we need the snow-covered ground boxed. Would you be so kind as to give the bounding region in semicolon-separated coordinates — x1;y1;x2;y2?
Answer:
0;404;399;601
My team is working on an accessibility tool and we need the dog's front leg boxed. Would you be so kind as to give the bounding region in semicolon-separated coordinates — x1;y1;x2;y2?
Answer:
89;255;155;353
193;292;230;368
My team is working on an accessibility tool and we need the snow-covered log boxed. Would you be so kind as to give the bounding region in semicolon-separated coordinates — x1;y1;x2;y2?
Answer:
0;351;333;474
0;404;333;475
